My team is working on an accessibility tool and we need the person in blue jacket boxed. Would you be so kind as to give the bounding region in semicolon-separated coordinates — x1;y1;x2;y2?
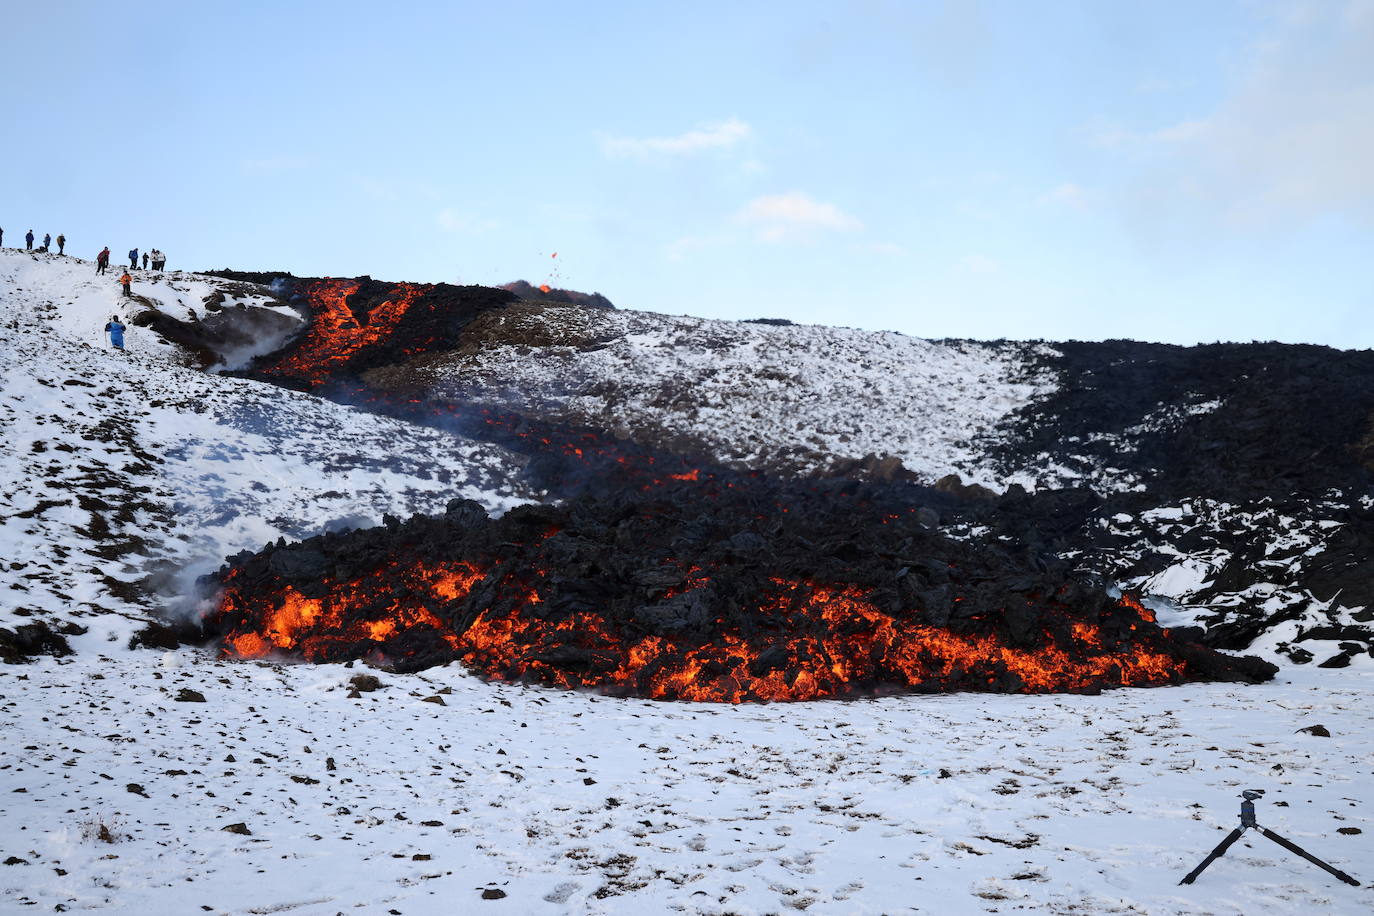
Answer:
105;315;127;350
128;247;139;268
26;229;35;249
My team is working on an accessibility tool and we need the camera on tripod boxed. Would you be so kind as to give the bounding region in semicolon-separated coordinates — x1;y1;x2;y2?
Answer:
1180;787;1359;887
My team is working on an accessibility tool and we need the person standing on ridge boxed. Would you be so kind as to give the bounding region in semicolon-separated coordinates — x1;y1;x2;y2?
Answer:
142;251;149;269
0;227;5;246
56;234;65;255
128;247;138;268
26;229;34;250
42;233;51;251
105;315;127;350
119;270;132;298
96;246;110;274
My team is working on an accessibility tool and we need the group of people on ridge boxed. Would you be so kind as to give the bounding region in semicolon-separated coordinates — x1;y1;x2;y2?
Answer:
4;224;152;352
3;227;66;254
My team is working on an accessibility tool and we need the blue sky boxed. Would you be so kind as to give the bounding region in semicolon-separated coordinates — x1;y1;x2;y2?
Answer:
4;1;1371;346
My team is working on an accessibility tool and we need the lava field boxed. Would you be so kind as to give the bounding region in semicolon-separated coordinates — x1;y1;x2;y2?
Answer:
203;478;1276;701
180;272;1373;697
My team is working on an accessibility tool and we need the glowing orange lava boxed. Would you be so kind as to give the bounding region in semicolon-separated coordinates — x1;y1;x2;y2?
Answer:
215;556;1189;701
263;280;431;386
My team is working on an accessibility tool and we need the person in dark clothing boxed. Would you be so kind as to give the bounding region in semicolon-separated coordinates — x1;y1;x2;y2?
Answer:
0;227;5;246
128;248;138;268
141;251;149;269
26;230;34;249
105;315;127;350
96;247;110;274
56;234;65;255
119;271;132;297
43;233;51;250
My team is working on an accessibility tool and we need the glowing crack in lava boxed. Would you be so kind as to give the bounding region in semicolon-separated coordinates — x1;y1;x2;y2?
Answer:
210;546;1268;701
260;279;429;387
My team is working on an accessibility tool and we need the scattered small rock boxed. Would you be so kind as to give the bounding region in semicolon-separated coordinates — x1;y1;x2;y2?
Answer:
481;888;507;900
3;856;28;866
349;674;382;692
125;783;147;797
221;823;251;836
422;695;446;706
174;688;206;703
1337;827;1362;835
1297;724;1331;737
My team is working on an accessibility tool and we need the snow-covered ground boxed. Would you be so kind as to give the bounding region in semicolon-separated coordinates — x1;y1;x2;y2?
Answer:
1;652;1369;914
0;250;534;642
390;304;1056;489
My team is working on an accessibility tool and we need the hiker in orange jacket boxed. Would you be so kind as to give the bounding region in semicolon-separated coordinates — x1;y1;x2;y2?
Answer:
119;271;133;297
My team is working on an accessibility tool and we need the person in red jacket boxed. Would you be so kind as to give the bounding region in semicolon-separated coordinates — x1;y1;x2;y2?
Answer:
96;247;111;274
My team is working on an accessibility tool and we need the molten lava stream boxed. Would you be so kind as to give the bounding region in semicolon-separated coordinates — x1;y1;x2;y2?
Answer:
262;279;430;387
219;561;486;662
216;557;1190;702
447;579;1190;702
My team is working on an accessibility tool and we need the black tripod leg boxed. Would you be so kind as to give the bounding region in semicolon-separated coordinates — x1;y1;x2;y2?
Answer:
1259;828;1361;887
1179;827;1247;885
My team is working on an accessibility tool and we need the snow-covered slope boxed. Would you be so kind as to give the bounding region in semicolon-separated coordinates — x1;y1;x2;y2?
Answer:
2;652;1368;914
374;303;1055;488
0;250;535;646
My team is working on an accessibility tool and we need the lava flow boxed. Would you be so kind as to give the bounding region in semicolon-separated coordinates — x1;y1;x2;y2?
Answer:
253;277;514;389
203;481;1277;701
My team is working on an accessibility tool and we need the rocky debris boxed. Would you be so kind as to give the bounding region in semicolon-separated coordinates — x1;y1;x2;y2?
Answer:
129;620;200;651
500;280;615;310
203;474;1277;698
480;888;507;900
220;823;251;836
348;674;383;692
0;621;73;664
1298;724;1332;737
934;473;997;502
174;688;206;703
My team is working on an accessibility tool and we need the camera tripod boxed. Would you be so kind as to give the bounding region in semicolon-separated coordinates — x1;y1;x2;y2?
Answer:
1179;790;1360;886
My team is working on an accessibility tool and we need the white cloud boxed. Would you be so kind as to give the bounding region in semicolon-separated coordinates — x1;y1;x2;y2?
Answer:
736;191;863;242
602;118;751;158
1132;2;1374;226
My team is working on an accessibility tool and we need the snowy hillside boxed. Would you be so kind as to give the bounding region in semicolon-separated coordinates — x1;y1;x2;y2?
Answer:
369;303;1055;488
0;250;536;649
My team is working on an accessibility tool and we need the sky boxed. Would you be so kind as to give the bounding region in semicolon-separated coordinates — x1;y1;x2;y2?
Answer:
3;0;1371;347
